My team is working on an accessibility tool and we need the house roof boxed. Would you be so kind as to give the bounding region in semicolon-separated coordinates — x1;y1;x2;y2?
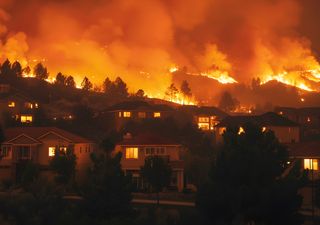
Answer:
216;112;299;127
118;133;180;146
275;107;320;116
4;127;92;144
288;141;320;158
179;105;228;118
107;101;174;112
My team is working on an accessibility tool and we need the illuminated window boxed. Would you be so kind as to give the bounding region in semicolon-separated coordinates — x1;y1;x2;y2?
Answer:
35;103;39;108
123;112;131;118
154;112;161;118
307;117;311;122
20;115;33;123
25;102;33;109
125;147;138;159
198;123;210;130
198;117;209;123
59;146;67;153
138;112;146;118
49;147;56;157
118;112;122;118
219;128;226;135
262;127;267;132
304;159;318;170
8;101;15;108
238;127;245;135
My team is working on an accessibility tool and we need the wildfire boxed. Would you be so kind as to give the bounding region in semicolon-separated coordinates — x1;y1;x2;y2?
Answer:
200;71;238;84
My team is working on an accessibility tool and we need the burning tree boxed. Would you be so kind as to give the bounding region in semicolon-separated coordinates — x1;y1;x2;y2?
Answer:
34;63;49;80
165;83;178;101
218;91;239;112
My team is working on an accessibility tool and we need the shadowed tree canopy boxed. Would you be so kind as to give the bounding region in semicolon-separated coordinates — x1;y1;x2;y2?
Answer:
218;91;239;112
34;63;49;80
65;75;76;88
135;89;145;98
103;76;129;99
11;61;22;77
180;80;192;98
81;76;93;91
55;72;66;86
196;123;304;225
165;83;178;100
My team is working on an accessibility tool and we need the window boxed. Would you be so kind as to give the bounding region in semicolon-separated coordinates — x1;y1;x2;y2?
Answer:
154;112;161;118
198;117;209;123
1;146;11;158
145;147;166;156
59;146;67;153
118;112;122;118
25;102;33;109
138;112;146;118
123;111;131;118
21;115;33;123
49;147;56;157
125;147;138;159
238;127;245;135
198;123;209;130
18;146;31;159
304;159;318;170
8;101;15;108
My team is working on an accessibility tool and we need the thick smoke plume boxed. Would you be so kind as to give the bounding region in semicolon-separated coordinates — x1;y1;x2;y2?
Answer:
0;0;319;95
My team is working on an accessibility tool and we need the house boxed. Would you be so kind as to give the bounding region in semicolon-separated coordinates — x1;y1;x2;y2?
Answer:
215;112;300;144
107;101;175;131
0;127;94;182
114;133;185;192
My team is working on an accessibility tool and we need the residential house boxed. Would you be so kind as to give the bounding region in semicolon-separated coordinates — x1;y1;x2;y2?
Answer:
215;112;300;144
0;127;94;182
114;133;185;192
107;101;175;131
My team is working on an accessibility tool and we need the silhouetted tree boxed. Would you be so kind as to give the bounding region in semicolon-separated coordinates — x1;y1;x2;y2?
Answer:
114;76;129;98
65;75;76;88
55;72;66;85
81;76;93;91
50;147;76;186
22;66;31;75
0;59;12;78
197;123;304;225
135;89;145;98
165;83;178;101
180;80;192;98
103;77;112;93
141;156;172;205
34;63;49;80
82;150;132;219
11;61;22;77
218;91;239;112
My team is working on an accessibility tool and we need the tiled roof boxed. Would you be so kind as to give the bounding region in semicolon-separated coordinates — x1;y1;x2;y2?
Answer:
288;141;320;158
4;127;92;143
118;133;179;146
216;112;299;127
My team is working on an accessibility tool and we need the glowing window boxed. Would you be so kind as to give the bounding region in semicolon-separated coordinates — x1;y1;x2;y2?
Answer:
198;123;210;130
304;159;318;170
138;112;146;118
118;112;122;118
154;112;161;118
219;128;226;135
262;127;267;132
20;115;33;123
307;117;311;122
49;147;56;157
35;103;39;108
59;146;67;153
8;101;15;108
126;147;138;159
238;127;245;135
198;117;209;123
123;112;131;118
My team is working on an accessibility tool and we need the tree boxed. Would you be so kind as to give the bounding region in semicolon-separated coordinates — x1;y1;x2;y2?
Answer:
55;72;66;85
0;59;13;78
65;75;76;88
82;150;132;219
196;123;304;225
34;63;49;80
180;80;192;98
140;156;172;205
165;83;178;101
218;91;239;112
103;77;113;93
22;66;31;76
11;61;22;77
114;76;129;99
135;89;145;98
50;147;76;186
81;76;93;91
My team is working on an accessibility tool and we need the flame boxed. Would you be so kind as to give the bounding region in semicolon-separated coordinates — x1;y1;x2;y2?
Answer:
200;71;237;84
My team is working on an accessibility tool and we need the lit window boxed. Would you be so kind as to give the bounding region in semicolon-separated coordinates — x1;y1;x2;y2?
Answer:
198;117;209;123
118;112;122;118
126;147;138;159
8;101;15;108
198;123;210;130
49;147;56;157
25;102;33;109
238;127;245;135
262;127;267;132
307;117;311;122
279;111;283;115
154;112;161;118
35;103;39;108
138;112;146;118
219;128;226;135
59;146;67;153
304;159;318;170
20;115;33;123
123;112;131;118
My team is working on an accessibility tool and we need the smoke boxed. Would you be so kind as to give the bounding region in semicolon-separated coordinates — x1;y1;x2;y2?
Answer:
0;0;319;94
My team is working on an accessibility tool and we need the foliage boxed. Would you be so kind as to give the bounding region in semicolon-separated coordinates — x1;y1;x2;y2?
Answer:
20;161;40;188
82;152;132;219
50;147;77;186
55;72;67;85
165;83;178;100
11;61;22;77
65;75;76;88
180;80;192;98
196;123;304;225
218;91;239;112
103;76;129;99
135;89;145;98
81;76;93;91
34;63;49;80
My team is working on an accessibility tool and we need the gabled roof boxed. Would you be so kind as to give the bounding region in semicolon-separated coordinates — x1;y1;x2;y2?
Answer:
288;141;320;158
107;101;174;112
118;133;180;146
4;127;92;144
216;112;299;127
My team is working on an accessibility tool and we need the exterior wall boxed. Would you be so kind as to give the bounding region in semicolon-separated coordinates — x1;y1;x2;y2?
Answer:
194;115;220;131
74;143;94;182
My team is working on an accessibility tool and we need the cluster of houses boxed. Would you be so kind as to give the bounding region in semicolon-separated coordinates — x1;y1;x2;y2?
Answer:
0;83;320;192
